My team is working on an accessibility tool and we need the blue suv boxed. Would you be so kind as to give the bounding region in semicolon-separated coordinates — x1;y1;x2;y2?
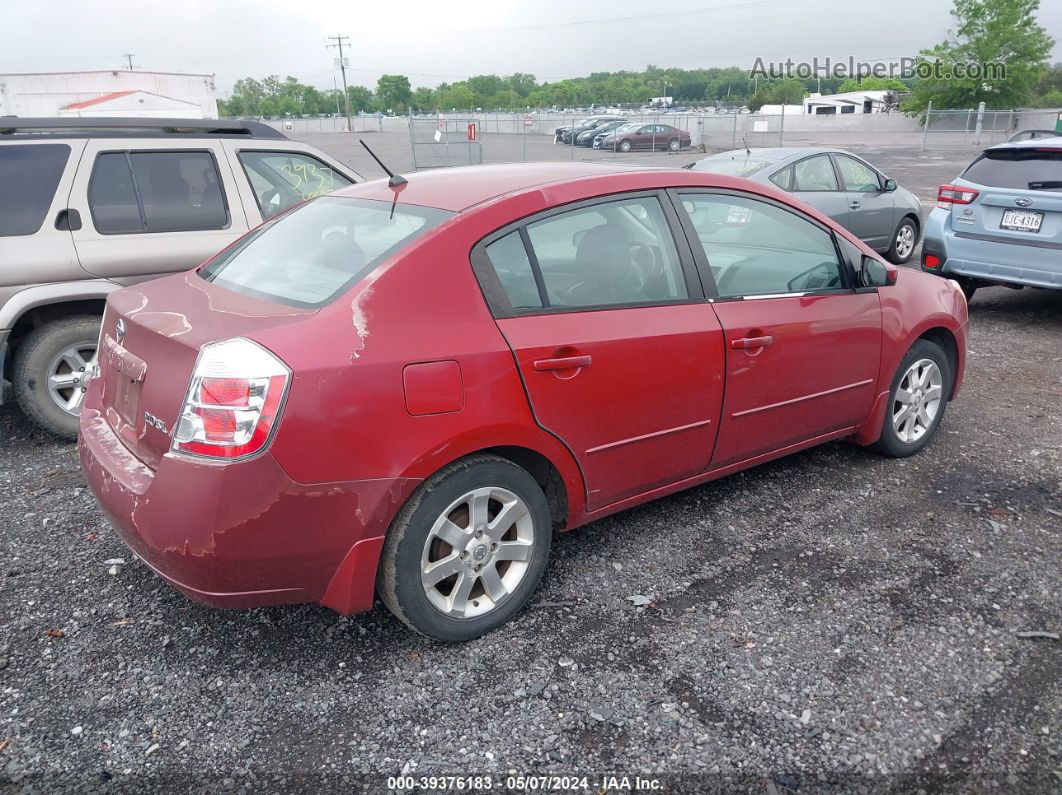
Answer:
922;137;1062;300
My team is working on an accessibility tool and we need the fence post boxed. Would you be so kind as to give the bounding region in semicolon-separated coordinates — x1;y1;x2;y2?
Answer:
779;103;785;146
921;101;932;152
974;101;985;145
732;112;738;148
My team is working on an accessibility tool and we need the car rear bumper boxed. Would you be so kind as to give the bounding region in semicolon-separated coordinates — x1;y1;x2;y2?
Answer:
938;253;1062;289
78;389;417;615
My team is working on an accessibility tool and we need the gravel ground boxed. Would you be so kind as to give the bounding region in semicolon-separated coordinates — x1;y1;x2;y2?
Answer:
1;140;1060;793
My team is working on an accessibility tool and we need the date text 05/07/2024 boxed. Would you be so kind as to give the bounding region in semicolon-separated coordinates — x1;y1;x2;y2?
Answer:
385;774;664;791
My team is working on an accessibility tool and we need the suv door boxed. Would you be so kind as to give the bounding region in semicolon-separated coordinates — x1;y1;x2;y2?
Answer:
833;153;894;249
674;190;882;468
472;193;725;511
221;142;356;224
69;138;250;283
0;140;86;287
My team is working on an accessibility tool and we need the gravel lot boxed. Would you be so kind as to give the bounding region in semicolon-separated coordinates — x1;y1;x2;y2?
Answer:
1;137;1060;793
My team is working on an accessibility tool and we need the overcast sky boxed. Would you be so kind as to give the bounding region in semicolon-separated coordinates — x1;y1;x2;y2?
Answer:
3;0;1060;94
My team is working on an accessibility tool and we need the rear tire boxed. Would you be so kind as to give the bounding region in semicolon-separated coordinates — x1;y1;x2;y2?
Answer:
869;339;951;458
957;278;978;302
886;217;918;264
668;138;680;152
378;455;552;642
12;315;100;440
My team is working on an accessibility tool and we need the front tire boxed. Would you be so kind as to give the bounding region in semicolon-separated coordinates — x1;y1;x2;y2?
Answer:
886;217;918;264
869;339;951;458
378;455;552;641
619;139;632;153
12;315;100;440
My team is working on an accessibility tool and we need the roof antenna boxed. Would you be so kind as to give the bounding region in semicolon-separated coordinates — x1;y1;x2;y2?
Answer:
742;136;751;156
359;139;407;188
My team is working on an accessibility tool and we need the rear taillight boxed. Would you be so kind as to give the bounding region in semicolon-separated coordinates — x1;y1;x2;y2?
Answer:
937;184;979;209
172;338;289;460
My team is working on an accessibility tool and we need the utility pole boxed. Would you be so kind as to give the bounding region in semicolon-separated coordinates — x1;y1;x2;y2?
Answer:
122;54;136;71
326;35;352;133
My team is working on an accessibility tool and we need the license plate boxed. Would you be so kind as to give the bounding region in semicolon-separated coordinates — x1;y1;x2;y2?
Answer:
1000;209;1043;232
113;374;141;427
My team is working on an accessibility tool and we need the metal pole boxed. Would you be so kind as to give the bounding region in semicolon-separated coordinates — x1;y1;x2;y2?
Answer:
779;103;785;146
733;112;738;148
974;101;985;146
922;101;932;152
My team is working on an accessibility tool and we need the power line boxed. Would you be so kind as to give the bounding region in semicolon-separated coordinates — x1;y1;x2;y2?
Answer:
349;0;803;38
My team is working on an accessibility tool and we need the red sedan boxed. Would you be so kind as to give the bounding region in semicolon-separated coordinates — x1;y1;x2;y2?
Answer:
79;162;968;641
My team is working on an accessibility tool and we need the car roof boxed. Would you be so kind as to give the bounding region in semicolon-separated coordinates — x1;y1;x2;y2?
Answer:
987;135;1062;151
334;162;658;212
702;146;848;163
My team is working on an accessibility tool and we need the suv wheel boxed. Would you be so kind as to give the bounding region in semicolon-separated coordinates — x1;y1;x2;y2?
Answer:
378;455;552;641
13;316;100;439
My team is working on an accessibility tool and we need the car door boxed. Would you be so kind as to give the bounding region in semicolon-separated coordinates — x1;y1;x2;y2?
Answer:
69;138;250;284
472;192;725;511
833;153;895;249
787;154;852;227
673;189;882;468
220;142;356;225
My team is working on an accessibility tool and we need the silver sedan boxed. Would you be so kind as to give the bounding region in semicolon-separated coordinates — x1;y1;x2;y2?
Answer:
687;147;924;263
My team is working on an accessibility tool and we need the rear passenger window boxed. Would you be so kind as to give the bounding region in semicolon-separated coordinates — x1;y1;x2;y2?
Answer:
238;151;353;220
88;151;229;234
524;197;687;309
485;232;542;310
769;165;793;191
679;194;843;298
0;144;70;237
793;155;839;192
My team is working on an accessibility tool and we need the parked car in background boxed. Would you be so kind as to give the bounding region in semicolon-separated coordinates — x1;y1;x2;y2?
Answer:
79;161;967;641
688;147;923;264
595;123;692;153
922;136;1062;299
0;117;361;438
575;119;627;147
554;116;625;143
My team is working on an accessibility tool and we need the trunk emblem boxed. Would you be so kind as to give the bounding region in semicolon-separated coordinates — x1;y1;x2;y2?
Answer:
115;318;126;344
1014;198;1033;207
144;412;168;433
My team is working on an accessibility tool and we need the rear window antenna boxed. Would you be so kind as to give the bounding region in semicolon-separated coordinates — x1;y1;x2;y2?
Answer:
359;139;407;188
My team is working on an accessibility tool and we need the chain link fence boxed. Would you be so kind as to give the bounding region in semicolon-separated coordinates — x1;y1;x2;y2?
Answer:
408;117;483;169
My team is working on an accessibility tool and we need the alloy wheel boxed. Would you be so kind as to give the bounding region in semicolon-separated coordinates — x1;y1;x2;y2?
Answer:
46;343;98;416
891;358;943;443
420;486;535;619
895;223;915;260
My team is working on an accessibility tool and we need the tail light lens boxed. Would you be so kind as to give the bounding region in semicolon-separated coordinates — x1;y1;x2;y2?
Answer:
924;254;942;269
937;184;979;209
173;338;290;460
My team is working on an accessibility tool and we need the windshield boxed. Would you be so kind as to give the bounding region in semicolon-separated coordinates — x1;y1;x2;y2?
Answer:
962;148;1062;191
691;157;773;177
200;196;454;308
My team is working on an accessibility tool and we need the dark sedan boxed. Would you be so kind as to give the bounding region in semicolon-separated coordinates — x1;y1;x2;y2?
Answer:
554;116;625;143
595;123;692;153
575;119;628;147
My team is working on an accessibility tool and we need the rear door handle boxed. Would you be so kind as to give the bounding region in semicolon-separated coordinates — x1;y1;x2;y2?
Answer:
730;336;773;350
533;355;592;371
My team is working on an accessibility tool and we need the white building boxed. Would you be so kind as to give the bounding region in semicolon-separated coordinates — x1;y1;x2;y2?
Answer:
0;70;218;119
803;90;891;115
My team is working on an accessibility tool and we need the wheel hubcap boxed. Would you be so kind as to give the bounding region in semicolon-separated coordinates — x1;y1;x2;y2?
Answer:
46;343;98;416
891;358;943;443
896;225;914;258
421;486;535;619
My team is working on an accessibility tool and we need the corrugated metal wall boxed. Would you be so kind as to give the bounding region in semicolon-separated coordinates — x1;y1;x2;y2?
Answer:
0;71;218;118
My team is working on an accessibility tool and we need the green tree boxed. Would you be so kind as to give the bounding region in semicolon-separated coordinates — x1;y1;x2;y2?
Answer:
906;0;1053;112
768;78;806;105
376;74;412;112
747;89;770;112
346;85;375;114
837;76;909;93
411;86;436;112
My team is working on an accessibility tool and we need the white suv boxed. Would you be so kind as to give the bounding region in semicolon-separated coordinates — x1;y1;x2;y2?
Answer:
0;117;362;437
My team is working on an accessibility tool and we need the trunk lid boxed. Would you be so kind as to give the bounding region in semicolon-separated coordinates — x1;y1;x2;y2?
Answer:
98;271;314;469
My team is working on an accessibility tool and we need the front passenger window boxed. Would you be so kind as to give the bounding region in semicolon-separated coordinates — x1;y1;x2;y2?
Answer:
679;194;844;298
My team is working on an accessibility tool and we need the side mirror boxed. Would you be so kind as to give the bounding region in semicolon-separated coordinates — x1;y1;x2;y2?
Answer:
861;255;897;287
883;178;898;192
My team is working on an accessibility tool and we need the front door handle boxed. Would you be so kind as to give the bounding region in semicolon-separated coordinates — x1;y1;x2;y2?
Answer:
533;354;592;371
731;336;774;350
849;201;861;210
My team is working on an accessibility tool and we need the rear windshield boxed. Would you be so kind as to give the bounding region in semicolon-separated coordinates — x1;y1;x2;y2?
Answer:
962;148;1062;191
200;196;454;308
691;157;773;177
0;144;70;236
